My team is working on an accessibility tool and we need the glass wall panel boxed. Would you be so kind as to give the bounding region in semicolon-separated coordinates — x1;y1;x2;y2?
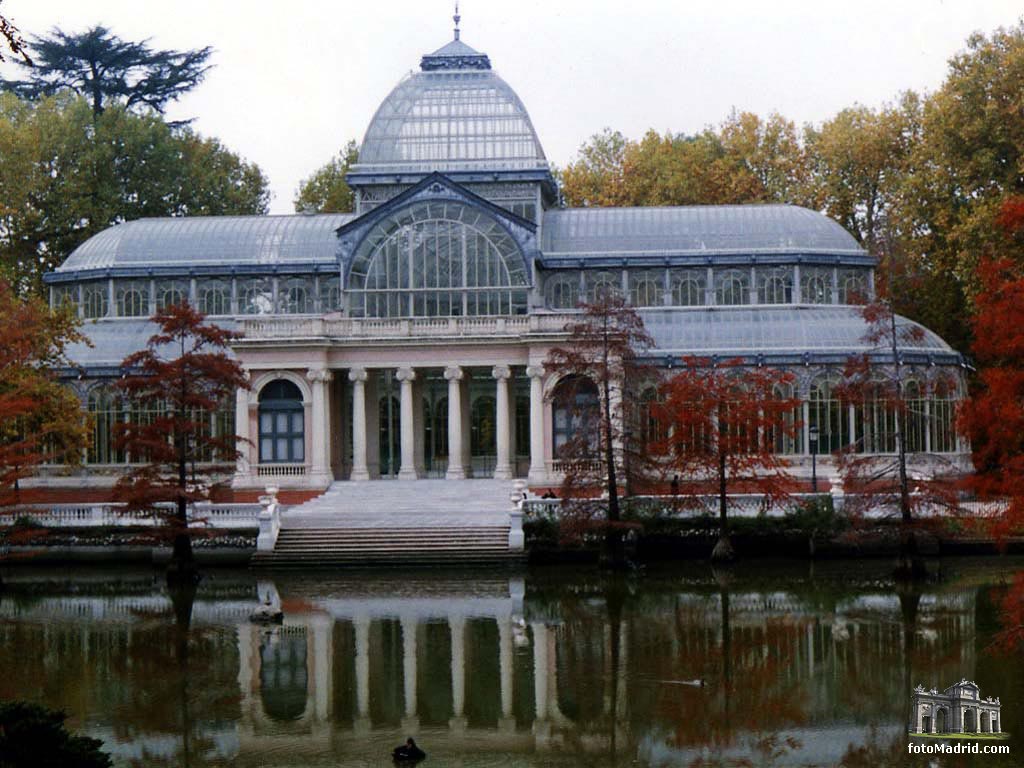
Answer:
155;279;190;310
53;284;79;312
808;375;850;453
117;280;150;317
585;271;622;303
838;268;869;305
86;386;124;464
545;273;580;309
319;277;342;313
756;267;793;305
279;277;316;314
714;269;749;306
629;270;664;307
197;279;231;316
238;277;275;315
82;282;109;319
800;267;833;305
670;269;706;307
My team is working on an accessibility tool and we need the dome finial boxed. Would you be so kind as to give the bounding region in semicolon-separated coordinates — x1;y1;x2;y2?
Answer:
453;2;461;41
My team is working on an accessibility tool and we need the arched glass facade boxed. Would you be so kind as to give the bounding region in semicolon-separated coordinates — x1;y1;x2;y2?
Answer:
347;201;529;318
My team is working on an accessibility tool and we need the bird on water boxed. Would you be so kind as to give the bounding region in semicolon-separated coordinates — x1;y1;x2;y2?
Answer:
393;737;426;762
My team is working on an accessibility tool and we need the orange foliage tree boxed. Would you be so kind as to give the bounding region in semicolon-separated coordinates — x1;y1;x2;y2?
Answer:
114;301;249;581
656;358;800;561
0;280;89;571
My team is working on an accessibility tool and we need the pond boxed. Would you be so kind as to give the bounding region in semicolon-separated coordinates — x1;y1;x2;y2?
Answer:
0;558;1021;767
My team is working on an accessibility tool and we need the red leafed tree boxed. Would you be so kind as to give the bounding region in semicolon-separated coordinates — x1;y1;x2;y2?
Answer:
544;293;654;567
836;299;962;534
114;301;249;582
656;357;801;561
0;280;89;578
959;257;1024;540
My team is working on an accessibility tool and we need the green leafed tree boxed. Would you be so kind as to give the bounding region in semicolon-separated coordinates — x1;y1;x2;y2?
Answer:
0;93;269;295
293;139;359;213
0;24;212;118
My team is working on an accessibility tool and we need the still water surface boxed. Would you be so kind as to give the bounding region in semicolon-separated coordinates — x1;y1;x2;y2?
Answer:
1;559;1022;767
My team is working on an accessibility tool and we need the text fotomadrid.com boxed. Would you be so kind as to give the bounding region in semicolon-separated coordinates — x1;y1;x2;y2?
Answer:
908;743;1009;755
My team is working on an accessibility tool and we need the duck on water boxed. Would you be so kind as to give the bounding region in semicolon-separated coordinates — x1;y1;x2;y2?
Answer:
393;738;426;762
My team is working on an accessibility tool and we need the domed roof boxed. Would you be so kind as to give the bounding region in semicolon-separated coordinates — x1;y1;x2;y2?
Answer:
354;36;548;175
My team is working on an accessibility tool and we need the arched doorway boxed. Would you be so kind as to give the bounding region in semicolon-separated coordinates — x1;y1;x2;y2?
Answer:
471;394;496;476
379;392;400;477
922;714;931;733
552;375;600;458
258;380;305;464
936;708;947;733
965;707;976;732
981;711;990;733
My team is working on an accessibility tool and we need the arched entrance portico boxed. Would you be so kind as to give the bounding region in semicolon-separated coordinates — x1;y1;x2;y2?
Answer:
936;707;947;733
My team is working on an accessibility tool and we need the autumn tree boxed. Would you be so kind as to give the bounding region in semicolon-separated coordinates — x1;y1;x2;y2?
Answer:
657;358;800;562
0;280;89;582
114;302;249;583
294;139;359;213
1;25;212;118
959;255;1024;542
544;293;654;566
0;93;269;294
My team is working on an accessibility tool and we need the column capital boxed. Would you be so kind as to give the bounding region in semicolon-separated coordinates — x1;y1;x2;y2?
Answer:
444;365;464;381
492;365;512;381
526;364;545;380
348;367;369;383
395;367;417;383
306;367;333;383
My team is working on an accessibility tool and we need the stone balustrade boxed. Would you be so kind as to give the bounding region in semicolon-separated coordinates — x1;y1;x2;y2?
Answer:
15;502;264;529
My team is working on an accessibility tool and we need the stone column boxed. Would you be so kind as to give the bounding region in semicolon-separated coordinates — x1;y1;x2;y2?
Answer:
233;378;252;484
493;365;513;480
349;368;370;481
449;615;467;732
306;368;334;485
311;615;333;722
396;367;421;480
498;618;514;720
532;622;549;720
354;616;371;721
401;616;419;729
527;366;547;484
445;366;466;479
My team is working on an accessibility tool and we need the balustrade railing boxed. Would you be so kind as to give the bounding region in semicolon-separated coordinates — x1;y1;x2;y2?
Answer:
239;313;571;341
11;502;264;530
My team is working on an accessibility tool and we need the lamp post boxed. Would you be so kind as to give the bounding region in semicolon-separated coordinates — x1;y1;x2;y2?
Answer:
808;424;819;494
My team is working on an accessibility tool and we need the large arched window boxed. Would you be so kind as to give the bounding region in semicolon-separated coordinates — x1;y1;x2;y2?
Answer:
347;201;529;318
117;281;149;317
156;280;190;310
638;386;665;451
552;375;600;456
904;380;927;453
808;376;850;453
585;271;622;303
770;382;802;455
801;267;833;305
259;380;304;463
856;379;898;454
930;381;958;453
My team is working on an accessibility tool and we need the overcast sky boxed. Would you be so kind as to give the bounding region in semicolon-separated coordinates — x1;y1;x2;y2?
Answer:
2;1;1022;214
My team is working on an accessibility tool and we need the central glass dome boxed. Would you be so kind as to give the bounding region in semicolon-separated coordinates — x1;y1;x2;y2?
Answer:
354;37;549;175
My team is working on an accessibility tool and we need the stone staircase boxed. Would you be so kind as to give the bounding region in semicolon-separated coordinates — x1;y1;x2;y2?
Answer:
250;479;524;568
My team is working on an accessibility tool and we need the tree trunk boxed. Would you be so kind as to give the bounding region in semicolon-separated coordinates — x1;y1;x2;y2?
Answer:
602;352;625;569
711;448;735;562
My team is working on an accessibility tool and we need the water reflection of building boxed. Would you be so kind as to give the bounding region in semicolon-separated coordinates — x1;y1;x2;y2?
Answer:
0;574;984;765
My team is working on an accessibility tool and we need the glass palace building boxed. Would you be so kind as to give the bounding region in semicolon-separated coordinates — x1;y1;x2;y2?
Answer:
41;32;968;493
